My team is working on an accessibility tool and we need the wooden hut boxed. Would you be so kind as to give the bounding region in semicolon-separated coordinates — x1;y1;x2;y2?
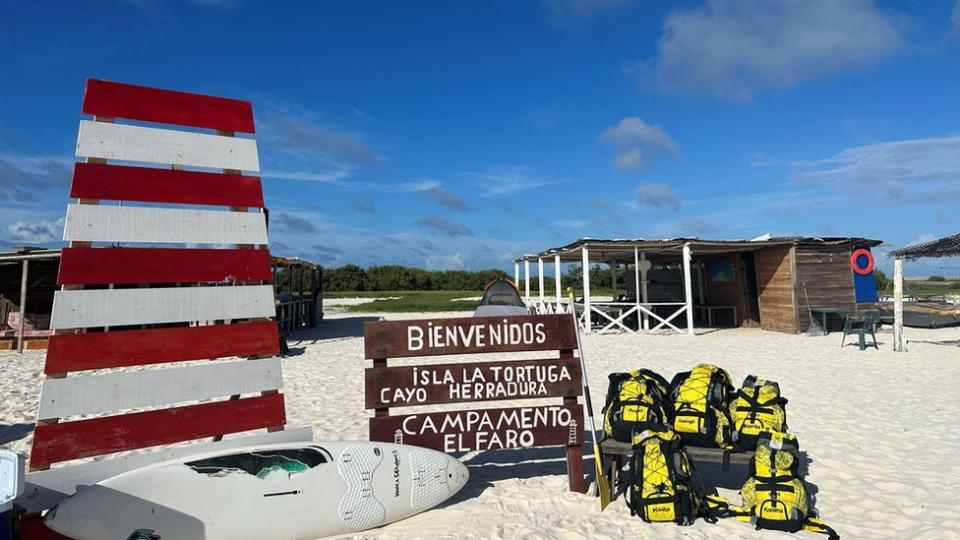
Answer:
515;236;882;335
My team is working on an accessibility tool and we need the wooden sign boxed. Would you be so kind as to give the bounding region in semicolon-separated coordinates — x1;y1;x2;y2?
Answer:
365;358;581;408
370;403;583;454
364;314;585;492
364;314;577;359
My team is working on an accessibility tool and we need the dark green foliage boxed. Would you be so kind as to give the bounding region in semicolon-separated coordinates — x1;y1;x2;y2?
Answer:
873;269;890;291
928;275;946;281
322;265;509;292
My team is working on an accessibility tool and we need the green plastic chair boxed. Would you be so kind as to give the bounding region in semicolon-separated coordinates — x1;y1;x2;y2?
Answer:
841;311;880;350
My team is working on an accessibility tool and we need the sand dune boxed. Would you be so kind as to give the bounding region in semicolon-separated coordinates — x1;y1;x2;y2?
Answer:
3;312;959;539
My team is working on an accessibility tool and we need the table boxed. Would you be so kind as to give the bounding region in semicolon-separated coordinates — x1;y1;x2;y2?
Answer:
809;307;849;335
694;305;738;327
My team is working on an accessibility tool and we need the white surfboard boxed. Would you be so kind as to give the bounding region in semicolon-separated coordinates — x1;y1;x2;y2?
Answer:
43;441;469;540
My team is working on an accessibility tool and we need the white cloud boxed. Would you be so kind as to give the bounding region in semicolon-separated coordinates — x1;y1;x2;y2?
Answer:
257;102;383;184
7;217;64;243
261;166;354;183
555;219;589;228
474;167;562;195
426;252;466;270
632;0;905;101
599;117;677;170
794;135;960;187
633;182;681;210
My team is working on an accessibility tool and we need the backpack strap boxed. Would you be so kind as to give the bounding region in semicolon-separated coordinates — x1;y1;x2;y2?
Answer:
602;372;630;413
803;516;840;540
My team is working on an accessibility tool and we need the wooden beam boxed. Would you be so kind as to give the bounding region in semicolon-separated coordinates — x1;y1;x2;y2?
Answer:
683;243;694;335
71;162;264;207
82;79;256;133
63;204;268;245
45;321;279;374
50;284;275;329
58;247;272;285
17;259;28;354
38;358;282;419
893;256;904;352
76;120;259;171
29;393;285;470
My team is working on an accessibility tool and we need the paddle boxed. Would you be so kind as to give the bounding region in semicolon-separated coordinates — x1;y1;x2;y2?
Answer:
568;289;611;511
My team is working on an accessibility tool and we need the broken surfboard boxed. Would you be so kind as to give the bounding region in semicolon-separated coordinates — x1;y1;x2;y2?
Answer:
43;441;469;540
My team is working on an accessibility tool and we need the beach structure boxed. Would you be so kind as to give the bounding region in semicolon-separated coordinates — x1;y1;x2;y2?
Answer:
0;249;323;351
0;247;60;352
16;80;314;537
888;232;960;351
514;237;881;335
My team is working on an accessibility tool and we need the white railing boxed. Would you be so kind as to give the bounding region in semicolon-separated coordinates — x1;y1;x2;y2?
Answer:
527;298;687;334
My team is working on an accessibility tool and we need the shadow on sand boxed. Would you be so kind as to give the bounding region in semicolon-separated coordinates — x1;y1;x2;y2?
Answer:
0;422;33;445
287;316;383;344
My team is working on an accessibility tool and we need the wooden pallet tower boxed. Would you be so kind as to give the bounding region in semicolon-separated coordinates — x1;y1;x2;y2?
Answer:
17;80;312;538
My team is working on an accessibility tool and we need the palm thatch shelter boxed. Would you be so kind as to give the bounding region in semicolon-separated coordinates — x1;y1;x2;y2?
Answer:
888;232;960;351
515;236;882;335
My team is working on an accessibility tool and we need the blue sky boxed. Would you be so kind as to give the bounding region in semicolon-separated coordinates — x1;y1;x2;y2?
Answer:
2;0;960;276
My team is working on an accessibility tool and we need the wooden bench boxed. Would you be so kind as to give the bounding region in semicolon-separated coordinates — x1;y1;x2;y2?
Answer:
598;438;753;501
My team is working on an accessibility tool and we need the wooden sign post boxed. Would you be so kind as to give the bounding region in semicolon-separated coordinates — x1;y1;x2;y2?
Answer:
364;314;585;492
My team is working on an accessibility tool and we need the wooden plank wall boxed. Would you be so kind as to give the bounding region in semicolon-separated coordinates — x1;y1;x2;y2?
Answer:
794;246;856;332
755;246;798;333
702;254;749;327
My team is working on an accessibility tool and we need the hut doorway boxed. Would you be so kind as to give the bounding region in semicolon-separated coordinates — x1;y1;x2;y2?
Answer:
741;252;761;326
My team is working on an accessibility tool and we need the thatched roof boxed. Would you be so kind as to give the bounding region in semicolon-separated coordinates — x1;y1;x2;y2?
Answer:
889;233;960;260
516;236;882;263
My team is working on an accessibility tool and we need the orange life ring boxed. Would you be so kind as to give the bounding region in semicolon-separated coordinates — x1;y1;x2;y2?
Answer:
850;248;874;275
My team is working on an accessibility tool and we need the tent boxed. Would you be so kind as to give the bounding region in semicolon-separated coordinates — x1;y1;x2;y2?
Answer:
474;279;529;317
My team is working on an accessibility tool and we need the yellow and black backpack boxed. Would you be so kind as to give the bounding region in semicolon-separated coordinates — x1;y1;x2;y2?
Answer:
668;364;735;448
729;375;788;450
602;369;671;442
728;432;839;539
626;426;720;525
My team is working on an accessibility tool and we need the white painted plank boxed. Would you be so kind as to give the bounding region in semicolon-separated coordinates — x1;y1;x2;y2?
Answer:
19;427;313;513
63;204;268;245
76;119;259;171
38;358;283;419
51;284;275;329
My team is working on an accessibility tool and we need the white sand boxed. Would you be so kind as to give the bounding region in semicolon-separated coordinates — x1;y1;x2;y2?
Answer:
3;314;960;539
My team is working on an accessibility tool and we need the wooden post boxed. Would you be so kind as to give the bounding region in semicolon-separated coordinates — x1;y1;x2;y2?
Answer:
514;261;520;288
640;251;649;331
562;343;585;493
634;247;641;330
297;263;306;330
554;254;562;311
683;243;694;336
581;246;591;334
611;259;617;299
538;257;545;306
893;256;904;352
17;259;28;354
524;259;531;302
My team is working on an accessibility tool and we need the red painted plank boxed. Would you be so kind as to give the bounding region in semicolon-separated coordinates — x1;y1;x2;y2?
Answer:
18;516;76;540
58;246;272;285
45;322;279;374
30;393;285;469
82;79;255;133
71;162;264;207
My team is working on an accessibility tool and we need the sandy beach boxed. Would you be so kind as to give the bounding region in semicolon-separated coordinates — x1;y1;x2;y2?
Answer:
3;313;960;539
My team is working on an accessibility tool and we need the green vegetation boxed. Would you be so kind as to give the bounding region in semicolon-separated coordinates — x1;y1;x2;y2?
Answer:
339;290;480;312
323;265;508;292
322;263;630;293
874;269;960;296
